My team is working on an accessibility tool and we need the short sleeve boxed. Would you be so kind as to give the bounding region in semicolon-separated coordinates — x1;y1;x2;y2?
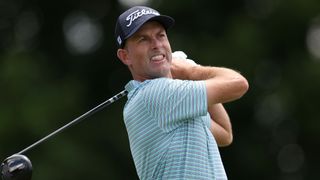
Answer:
143;78;208;132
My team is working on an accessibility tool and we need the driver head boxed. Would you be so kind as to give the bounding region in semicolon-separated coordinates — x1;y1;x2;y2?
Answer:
1;154;32;180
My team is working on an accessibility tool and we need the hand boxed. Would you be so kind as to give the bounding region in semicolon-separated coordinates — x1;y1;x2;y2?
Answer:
171;56;198;80
172;51;198;65
171;51;198;79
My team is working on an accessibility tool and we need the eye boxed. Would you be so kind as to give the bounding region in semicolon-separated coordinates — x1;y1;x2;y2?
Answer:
158;32;167;39
138;36;147;42
159;32;166;37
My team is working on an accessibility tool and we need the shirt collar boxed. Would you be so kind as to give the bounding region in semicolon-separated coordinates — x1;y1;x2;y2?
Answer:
125;80;142;92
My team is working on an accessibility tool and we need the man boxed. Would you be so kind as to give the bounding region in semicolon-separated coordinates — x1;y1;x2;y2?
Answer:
115;6;248;179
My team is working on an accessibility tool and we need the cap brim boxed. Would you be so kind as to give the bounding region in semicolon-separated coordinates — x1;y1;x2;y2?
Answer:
149;15;175;30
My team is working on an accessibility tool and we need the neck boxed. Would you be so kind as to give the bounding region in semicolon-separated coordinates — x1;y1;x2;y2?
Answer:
131;72;173;82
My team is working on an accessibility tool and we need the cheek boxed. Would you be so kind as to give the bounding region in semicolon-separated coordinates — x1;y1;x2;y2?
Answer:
130;52;147;70
164;40;172;53
165;44;172;62
132;48;148;63
127;47;143;64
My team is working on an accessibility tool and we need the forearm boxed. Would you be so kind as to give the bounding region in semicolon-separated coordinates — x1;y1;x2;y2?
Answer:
171;61;221;80
171;59;249;104
208;103;233;147
188;66;241;81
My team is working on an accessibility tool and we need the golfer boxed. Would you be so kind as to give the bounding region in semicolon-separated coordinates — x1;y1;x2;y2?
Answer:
115;6;249;179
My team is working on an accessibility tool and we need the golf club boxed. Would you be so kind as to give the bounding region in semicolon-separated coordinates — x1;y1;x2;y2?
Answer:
1;90;128;180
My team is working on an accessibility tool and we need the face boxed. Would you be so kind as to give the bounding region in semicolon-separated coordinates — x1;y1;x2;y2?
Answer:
117;21;172;81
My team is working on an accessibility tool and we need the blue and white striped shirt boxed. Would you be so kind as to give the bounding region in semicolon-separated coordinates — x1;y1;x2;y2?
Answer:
123;78;227;180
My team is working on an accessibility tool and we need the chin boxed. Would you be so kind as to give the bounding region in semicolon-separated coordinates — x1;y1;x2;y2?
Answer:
154;71;171;78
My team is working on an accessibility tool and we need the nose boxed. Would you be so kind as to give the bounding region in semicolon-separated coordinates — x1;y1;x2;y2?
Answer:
150;38;162;49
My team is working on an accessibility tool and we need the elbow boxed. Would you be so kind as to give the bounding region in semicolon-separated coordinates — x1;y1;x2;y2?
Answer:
206;75;249;104
235;76;249;99
242;77;249;94
218;133;233;147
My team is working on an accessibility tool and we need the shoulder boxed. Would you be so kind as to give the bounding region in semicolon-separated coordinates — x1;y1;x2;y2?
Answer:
142;78;206;99
143;78;185;93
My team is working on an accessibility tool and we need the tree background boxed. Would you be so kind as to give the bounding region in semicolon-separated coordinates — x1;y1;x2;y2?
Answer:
1;0;320;179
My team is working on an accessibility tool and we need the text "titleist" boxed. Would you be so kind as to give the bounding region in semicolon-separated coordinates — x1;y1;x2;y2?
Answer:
126;9;160;27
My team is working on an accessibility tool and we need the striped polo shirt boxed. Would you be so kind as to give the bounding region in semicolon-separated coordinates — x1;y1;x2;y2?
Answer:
123;78;227;180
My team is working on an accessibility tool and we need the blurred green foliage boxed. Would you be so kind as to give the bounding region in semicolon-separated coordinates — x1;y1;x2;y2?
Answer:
1;0;320;179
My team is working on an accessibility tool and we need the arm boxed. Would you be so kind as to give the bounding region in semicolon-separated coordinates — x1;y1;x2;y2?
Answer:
171;58;249;105
171;57;248;145
209;103;233;147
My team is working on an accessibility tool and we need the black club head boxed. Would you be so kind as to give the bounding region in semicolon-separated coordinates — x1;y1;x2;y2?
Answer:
1;154;32;180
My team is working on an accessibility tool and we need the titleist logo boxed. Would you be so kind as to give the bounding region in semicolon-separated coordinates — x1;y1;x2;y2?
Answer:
126;9;160;27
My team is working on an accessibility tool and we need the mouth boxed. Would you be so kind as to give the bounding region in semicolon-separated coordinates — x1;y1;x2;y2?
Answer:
150;54;165;63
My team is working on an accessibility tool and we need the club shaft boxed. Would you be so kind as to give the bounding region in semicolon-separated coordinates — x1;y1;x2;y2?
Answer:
17;90;128;155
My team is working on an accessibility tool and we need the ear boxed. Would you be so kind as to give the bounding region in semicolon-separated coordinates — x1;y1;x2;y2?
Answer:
117;48;131;66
